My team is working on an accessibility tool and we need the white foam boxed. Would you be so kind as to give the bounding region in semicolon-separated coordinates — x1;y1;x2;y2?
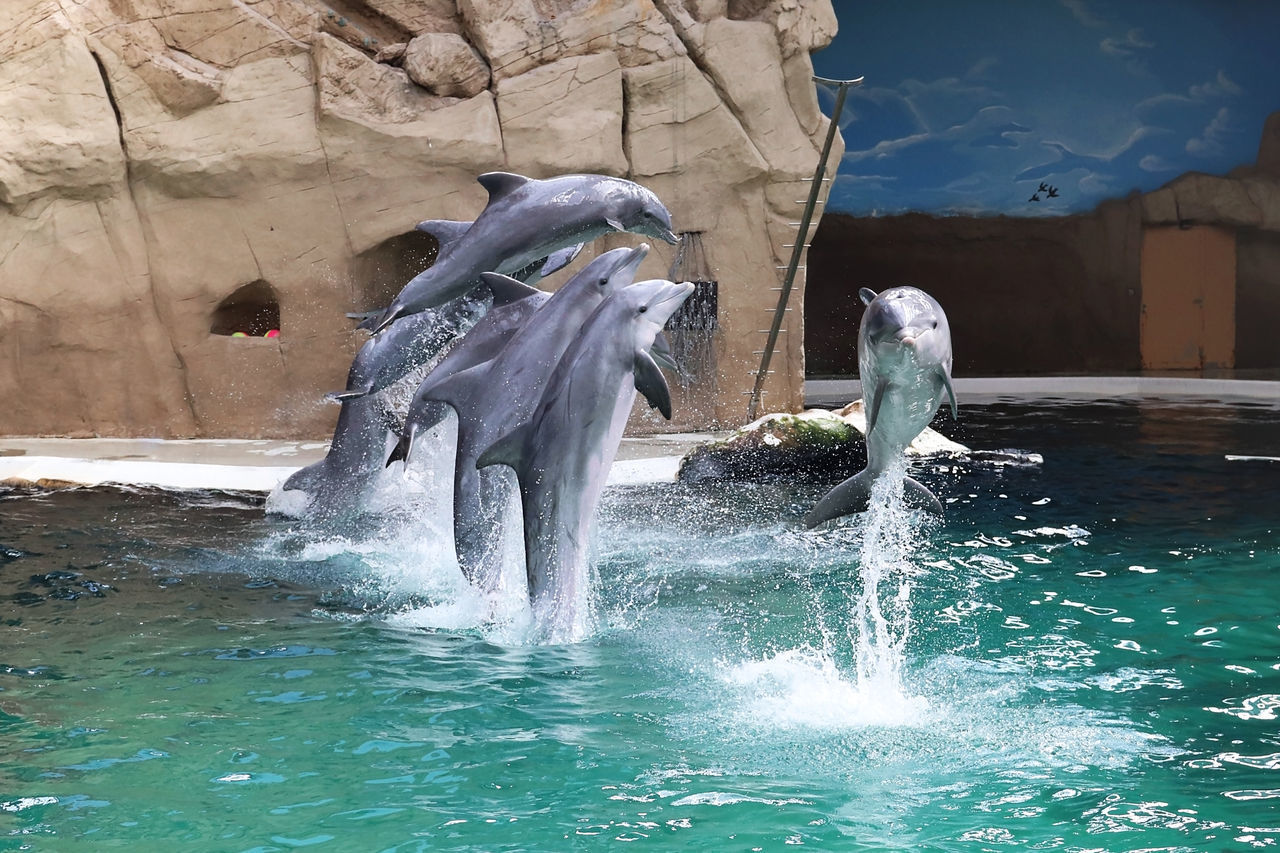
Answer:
722;647;931;730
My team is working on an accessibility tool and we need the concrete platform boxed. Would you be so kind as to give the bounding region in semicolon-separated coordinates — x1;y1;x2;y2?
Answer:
0;434;720;492
2;375;1274;492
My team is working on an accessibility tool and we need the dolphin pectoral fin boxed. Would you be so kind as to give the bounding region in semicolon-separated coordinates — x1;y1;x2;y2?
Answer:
326;385;372;403
804;470;874;527
479;272;543;307
476;423;531;472
634;351;672;419
346;310;383;332
650;331;678;371
414;219;472;251
605;217;626;232
540;243;584;278
904;476;944;514
371;305;401;335
477;171;530;202
866;380;888;437
939;368;958;419
859;287;878;306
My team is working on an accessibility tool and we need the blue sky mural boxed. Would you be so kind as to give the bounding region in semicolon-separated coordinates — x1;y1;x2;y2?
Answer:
810;0;1280;216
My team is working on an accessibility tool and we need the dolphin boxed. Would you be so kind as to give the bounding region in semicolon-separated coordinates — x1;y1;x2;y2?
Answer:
275;392;401;517
804;286;957;527
389;246;651;587
370;172;679;333
476;278;694;641
346;232;583;332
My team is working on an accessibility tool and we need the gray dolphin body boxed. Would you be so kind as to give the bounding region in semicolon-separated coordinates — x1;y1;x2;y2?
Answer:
477;278;694;641
275;392;400;517
805;286;957;527
393;246;651;586
371;172;679;333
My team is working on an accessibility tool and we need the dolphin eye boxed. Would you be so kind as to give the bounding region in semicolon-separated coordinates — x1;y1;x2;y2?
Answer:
932;321;938;328
638;306;648;314
599;278;609;287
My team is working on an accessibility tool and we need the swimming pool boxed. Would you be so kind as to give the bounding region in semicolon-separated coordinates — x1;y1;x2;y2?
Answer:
2;400;1277;851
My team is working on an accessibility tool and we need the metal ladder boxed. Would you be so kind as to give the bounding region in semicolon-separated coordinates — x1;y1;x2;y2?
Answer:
746;75;862;421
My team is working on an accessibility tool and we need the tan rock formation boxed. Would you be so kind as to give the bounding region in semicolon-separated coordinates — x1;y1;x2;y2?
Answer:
0;0;842;437
497;52;627;176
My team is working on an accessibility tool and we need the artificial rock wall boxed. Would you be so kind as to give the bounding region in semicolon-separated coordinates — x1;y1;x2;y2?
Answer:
0;0;841;437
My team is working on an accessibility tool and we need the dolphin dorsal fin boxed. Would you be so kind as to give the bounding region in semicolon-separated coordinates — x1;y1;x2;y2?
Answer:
476;422;532;472
479;272;544;308
859;287;878;306
419;363;490;414
477;172;531;203
414;219;472;251
634;350;673;420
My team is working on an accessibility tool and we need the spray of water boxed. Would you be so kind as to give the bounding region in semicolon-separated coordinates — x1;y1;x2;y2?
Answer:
847;457;921;695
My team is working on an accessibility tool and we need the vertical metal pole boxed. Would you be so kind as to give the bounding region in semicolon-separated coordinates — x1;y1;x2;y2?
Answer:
747;75;861;421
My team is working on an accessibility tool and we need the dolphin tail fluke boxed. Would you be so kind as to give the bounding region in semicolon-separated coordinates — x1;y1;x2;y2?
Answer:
904;476;944;514
804;470;874;528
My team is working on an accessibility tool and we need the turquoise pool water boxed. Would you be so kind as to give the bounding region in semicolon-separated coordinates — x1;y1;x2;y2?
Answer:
2;401;1278;851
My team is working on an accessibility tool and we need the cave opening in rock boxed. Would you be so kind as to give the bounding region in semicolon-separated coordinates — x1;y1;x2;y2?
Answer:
210;280;281;337
351;229;441;314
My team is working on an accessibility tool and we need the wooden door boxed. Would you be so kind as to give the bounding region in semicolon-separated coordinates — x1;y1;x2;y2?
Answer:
1140;225;1236;370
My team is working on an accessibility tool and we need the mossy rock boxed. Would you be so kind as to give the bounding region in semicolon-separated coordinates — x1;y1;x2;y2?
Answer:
677;410;868;484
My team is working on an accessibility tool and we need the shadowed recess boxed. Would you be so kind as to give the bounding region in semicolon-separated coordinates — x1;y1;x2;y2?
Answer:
210;280;281;337
351;230;440;315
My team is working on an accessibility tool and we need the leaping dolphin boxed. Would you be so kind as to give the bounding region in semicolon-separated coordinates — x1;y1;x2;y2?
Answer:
804;286;957;527
477;278;694;641
390;245;651;588
370;172;679;333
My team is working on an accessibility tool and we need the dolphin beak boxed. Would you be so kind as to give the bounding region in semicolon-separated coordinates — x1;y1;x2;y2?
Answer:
615;243;649;280
659;227;679;245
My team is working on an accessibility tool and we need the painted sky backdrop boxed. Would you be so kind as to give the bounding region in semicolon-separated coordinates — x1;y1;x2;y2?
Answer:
810;1;1280;217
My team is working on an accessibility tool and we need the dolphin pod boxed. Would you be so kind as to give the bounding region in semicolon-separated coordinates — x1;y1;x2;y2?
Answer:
277;171;693;637
391;245;651;589
804;285;957;527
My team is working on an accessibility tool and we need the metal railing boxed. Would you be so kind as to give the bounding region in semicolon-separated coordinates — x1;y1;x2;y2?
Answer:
747;75;862;421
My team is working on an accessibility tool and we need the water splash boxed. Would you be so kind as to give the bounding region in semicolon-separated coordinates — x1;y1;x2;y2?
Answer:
847;459;922;694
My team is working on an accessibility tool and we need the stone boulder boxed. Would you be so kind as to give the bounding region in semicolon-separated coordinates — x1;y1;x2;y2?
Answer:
403;32;490;97
676;401;970;484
